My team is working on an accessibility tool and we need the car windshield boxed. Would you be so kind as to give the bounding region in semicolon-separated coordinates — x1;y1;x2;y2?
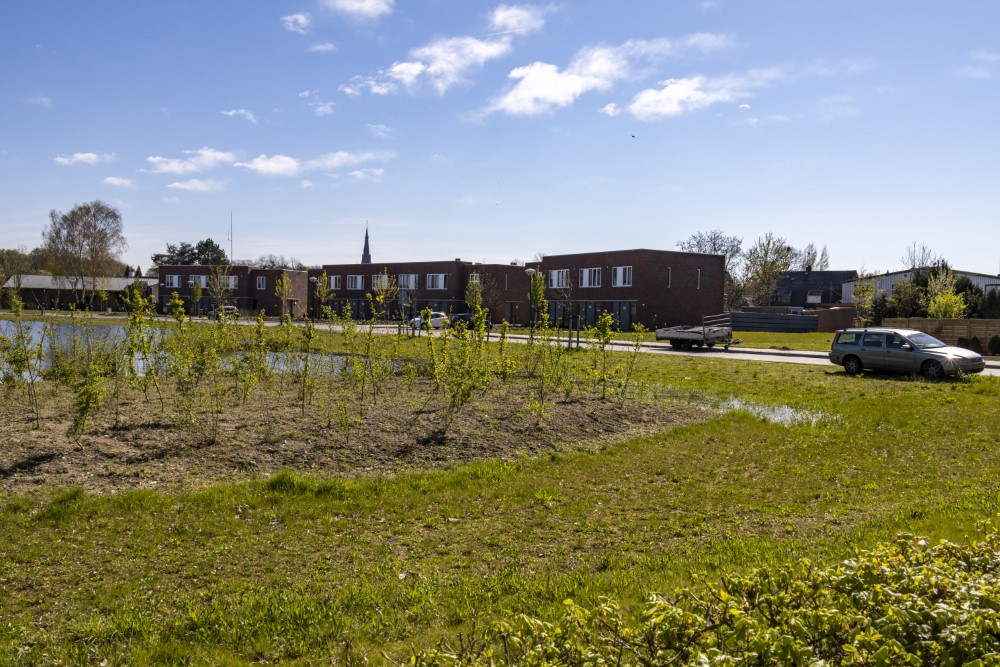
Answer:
907;332;946;349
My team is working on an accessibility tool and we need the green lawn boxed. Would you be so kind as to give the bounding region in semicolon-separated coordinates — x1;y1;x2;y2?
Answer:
2;353;999;663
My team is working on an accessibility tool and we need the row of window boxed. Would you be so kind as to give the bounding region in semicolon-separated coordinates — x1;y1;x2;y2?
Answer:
329;273;458;291
549;266;633;289
165;275;238;289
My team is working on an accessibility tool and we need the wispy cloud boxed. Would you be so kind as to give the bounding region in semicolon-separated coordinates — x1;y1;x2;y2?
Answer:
146;147;235;174
281;12;312;34
367;123;393;138
486;35;733;117
299;89;336;116
343;5;547;96
221;108;258;124
309;42;337;53
955;51;1000;79
234;150;395;176
102;176;135;188
167;179;225;192
27;96;53;108
348;167;384;181
320;0;394;20
54;152;115;166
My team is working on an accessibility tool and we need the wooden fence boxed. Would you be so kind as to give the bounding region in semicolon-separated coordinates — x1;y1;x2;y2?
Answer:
883;318;1000;350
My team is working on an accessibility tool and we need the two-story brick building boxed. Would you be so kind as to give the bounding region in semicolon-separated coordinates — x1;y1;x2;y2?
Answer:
156;265;308;317
529;249;725;330
308;260;530;322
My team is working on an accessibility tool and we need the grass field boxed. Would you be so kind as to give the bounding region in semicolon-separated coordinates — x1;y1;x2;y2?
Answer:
1;333;999;663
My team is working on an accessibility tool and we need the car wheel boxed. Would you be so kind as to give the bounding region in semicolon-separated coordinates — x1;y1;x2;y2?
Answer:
922;360;945;380
843;355;862;375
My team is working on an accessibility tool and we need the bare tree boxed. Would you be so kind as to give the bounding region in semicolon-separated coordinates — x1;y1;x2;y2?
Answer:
817;246;830;270
42;201;128;305
900;242;940;270
678;229;743;310
741;233;794;306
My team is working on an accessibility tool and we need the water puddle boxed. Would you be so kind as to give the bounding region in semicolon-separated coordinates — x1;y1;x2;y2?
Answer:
720;398;829;426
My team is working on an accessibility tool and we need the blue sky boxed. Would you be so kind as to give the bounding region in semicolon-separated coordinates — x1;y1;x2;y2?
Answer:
3;1;999;275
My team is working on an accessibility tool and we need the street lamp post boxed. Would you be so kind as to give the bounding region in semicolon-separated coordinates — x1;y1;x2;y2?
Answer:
309;276;318;321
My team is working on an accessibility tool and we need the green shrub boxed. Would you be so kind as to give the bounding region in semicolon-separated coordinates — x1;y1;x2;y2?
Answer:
411;532;1000;665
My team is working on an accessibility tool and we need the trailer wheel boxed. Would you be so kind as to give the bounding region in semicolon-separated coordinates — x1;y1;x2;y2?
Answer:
670;340;681;350
706;343;716;348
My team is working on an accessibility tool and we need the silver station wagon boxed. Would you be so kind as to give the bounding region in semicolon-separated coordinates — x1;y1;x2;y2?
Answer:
829;327;985;379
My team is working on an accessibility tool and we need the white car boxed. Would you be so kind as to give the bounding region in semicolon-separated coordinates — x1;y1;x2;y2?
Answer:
409;311;448;329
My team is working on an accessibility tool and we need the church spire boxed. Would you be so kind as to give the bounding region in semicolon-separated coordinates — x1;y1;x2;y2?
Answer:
361;225;371;264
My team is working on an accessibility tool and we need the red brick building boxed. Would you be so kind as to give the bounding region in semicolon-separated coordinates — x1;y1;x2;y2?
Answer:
156;265;308;317
530;249;725;330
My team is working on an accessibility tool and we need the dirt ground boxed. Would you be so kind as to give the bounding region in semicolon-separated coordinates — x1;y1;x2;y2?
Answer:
0;379;702;496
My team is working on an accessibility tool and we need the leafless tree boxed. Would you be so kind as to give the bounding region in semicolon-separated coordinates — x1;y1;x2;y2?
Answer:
678;229;744;310
900;242;940;270
42;201;128;305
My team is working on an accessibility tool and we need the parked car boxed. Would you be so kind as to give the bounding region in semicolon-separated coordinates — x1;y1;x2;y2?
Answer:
206;305;239;319
829;327;985;379
447;312;493;329
409;311;448;329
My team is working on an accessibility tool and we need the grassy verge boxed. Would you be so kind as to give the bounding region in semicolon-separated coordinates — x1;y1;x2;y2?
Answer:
1;350;999;663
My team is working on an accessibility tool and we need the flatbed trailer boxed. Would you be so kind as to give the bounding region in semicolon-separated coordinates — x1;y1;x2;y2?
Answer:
655;313;740;350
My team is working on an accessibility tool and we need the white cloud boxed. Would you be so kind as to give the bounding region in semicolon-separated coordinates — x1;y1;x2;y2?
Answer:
806;95;859;122
102;176;135;188
486;36;733;116
234;154;302;176
599;103;621;116
431;153;447;162
146;147;235;174
955;65;992;79
167;179;225;192
489;5;546;34
628;68;786;121
309;42;337;53
221;108;258;124
299;89;336;116
347;7;547;96
739;103;751;109
305;150;394;170
348;168;384;181
234;150;394;177
54;152;115;166
282;12;312;34
367;123;393;138
320;0;394;20
27;96;53;108
971;51;1000;63
299;180;314;189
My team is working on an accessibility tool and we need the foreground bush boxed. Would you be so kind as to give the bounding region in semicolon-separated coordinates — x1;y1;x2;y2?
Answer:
413;532;1000;665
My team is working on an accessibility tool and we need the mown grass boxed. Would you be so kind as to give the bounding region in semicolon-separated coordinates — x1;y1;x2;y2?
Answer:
1;352;999;663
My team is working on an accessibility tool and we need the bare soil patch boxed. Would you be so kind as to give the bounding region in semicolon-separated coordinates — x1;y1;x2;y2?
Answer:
0;380;702;496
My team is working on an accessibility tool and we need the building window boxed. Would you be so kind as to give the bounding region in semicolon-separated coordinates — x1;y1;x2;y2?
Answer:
371;274;389;290
347;275;364;290
165;275;181;288
190;275;209;288
223;275;238;289
469;272;480;283
256;276;266;291
329;275;341;290
696;268;701;290
667;267;672;288
398;273;418;290
579;267;601;288
549;269;569;289
612;266;632;287
427;273;448;290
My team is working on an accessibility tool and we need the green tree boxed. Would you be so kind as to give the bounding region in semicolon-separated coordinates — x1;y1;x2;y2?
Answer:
741;233;793;306
927;292;966;319
151;238;229;266
887;280;927;318
42;200;128;306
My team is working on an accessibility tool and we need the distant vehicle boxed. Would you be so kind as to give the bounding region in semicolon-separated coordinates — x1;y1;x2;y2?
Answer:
409;311;447;329
655;313;737;350
829;327;985;379
206;305;239;319
447;312;493;329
